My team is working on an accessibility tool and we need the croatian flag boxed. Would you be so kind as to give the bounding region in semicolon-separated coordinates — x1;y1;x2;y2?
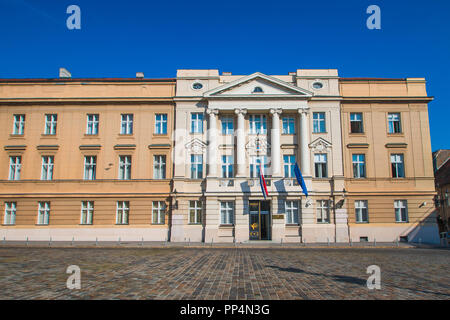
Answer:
294;163;309;197
259;169;269;200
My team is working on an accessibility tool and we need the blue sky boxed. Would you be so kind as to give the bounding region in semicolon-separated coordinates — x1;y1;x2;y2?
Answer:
0;0;449;151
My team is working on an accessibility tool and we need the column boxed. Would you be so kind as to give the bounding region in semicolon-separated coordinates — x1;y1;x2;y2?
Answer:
235;108;247;177
299;108;311;176
207;108;219;177
270;108;282;177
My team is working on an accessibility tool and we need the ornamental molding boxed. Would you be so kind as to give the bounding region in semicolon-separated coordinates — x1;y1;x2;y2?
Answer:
246;136;270;155
185;138;207;154
309;137;332;152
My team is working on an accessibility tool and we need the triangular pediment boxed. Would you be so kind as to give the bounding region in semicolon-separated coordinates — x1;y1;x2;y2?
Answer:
204;72;313;98
309;137;332;152
185;138;207;154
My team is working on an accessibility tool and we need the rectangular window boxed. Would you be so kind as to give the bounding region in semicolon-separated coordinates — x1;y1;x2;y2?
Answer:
84;156;96;180
153;155;166;179
391;154;405;178
394;200;408;222
37;202;50;225
41;156;54;181
189;200;202;224
44;114;57;135
355;200;368;223
4;202;16;225
13;115;25;135
221;116;234;135
313;112;326;133
283;155;296;178
155;114;168;135
250;155;268;178
282;117;295;134
249;115;267;134
118;155;132;180
191;155;203;179
388;113;402;134
221;155;234;178
116;201;129;225
80;201;94;225
191;113;204;133
9;156;21;181
220;201;234;225
314;154;328;178
285;200;299;224
352;154;366;178
120;114;133;135
152;201;166;224
316;200;330;223
350;113;364;133
86;114;99;135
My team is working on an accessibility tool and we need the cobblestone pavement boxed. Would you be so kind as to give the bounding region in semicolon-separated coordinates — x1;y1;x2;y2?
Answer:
0;247;449;300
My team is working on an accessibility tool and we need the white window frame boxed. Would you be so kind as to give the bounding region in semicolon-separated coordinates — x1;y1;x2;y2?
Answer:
221;155;234;178
189;200;202;224
86;114;99;135
355;200;368;223
44;114;57;135
41;156;54;181
317;200;330;224
4;202;16;225
350;113;364;133
155;114;168;135
81;201;94;225
282;117;295;135
313;112;326;133
153;155;166;179
84;156;96;180
13;114;25;135
9;156;21;181
191;154;203;179
391;154;405;178
191;113;204;133
314;154;328;178
116;201;129;225
221;116;234;135
152;201;166;224
249;115;267;135
283;155;295;178
285;200;299;224
388;113;402;134
250;155;268;178
37;202;50;225
352;154;366;178
394;200;408;223
118;155;132;180
220;201;234;225
120;114;133;135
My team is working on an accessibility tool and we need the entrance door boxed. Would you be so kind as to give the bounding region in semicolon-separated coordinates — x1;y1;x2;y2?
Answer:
249;201;271;240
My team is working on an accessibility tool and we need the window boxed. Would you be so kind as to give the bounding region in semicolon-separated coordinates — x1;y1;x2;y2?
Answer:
253;86;263;93
394;200;408;223
314;154;328;178
86;114;99;135
250;156;268;178
221;116;234;135
116;201;129;225
192;82;203;90
191;155;203;179
191;113;204;133
9;156;21;181
249;115;267;134
81;201;94;225
220;201;234;225
350;113;364;133
44;114;57;135
155;114;168;135
313;112;326;133
352;154;366;178
283;155;296;178
312;82;323;89
37;202;50;225
282;117;295;134
152;201;165;224
355;200;368;223
13;115;25;135
41;156;54;181
153;155;166;179
391;154;405;178
4;202;16;225
120;114;133;135
317;200;330;223
189;200;202;224
388;113;402;134
285;200;299;224
84;156;96;180
118;156;132;180
222;155;234;178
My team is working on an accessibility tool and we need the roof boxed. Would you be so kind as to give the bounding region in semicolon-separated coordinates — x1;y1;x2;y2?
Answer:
436;159;450;187
0;78;176;83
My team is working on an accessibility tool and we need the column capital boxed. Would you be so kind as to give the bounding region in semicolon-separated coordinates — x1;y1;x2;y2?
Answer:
269;108;283;115
206;108;219;116
298;107;310;115
234;108;247;116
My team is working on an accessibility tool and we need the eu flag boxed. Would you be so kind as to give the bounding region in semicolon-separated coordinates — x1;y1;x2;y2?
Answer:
294;163;308;197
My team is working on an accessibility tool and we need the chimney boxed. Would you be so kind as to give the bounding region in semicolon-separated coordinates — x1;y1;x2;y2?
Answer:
136;72;145;78
59;68;71;78
222;72;232;76
288;72;296;76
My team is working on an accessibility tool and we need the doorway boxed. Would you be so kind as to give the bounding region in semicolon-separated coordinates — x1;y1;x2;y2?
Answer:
249;200;271;240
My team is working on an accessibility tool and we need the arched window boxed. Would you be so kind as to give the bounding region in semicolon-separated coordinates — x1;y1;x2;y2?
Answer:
253;86;263;93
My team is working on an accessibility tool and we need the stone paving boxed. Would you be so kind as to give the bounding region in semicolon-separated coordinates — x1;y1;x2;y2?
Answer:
0;247;449;300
